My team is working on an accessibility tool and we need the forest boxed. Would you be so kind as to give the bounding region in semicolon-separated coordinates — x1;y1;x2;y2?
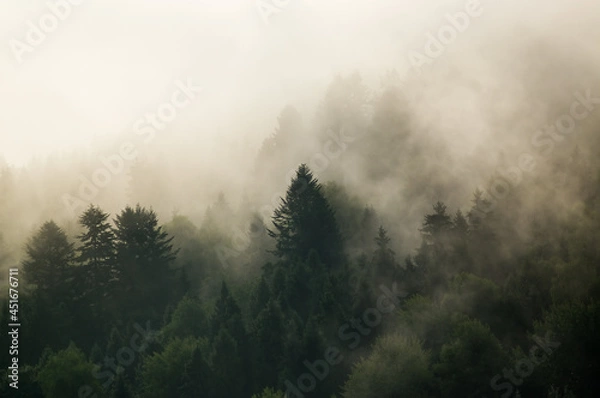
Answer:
1;1;600;397
1;69;599;397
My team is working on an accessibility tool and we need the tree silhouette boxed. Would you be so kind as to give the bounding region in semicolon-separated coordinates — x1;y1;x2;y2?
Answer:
23;221;75;299
77;205;118;298
268;164;344;268
113;205;178;319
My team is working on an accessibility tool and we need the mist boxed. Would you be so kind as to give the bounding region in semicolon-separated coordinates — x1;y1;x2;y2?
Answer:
1;1;600;397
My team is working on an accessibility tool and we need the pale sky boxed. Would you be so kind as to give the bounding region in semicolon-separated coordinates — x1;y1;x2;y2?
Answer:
1;0;598;166
0;0;439;166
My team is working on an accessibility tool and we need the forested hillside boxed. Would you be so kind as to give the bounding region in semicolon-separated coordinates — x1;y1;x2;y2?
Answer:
1;69;599;397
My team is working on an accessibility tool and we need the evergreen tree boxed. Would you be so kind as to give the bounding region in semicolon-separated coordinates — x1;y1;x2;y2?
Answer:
211;282;242;337
211;329;245;398
114;205;177;270
113;205;178;317
251;275;271;318
35;342;101;398
180;345;213;398
420;201;453;250
210;282;251;394
450;210;471;271
252;299;285;389
23;221;75;299
109;374;130;398
417;202;453;292
467;189;495;239
268;164;344;268
77;205;118;299
372;226;398;281
162;295;208;340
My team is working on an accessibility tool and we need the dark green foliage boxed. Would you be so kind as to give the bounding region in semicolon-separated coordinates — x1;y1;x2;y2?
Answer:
342;334;434;398
211;282;242;337
137;337;197;398
23;221;75;298
36;342;101;398
6;107;600;398
372;226;399;282
268;164;344;267
433;318;510;397
162;294;208;340
420;202;453;252
113;204;179;321
253;299;285;387
251;387;285;398
251;275;271;317
114;204;177;271
77;205;118;294
534;300;600;397
179;344;213;398
211;329;245;398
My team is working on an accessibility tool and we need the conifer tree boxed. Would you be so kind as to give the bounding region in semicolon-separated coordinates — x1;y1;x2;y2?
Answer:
373;226;397;280
23;221;75;299
77;205;118;298
268;164;344;268
180;345;213;398
252;298;285;389
113;205;178;313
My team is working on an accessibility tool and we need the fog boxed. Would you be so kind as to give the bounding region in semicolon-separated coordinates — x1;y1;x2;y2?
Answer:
0;0;598;268
1;1;600;397
0;0;597;259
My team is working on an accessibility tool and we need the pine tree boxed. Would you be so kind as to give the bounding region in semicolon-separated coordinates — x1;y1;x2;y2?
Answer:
452;210;469;237
252;298;285;388
251;275;271;318
23;221;75;299
268;164;344;268
180;345;213;398
114;205;177;269
420;202;453;248
113;205;178;313
451;210;471;271
211;282;242;337
211;282;254;395
467;189;494;237
211;329;245;398
417;202;453;292
109;374;130;398
77;205;118;298
372;226;397;281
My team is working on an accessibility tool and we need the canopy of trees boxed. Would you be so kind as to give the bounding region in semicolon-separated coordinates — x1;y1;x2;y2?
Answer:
1;73;599;398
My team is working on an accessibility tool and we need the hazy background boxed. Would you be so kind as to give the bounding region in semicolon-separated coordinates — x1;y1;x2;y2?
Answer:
1;0;600;269
1;0;596;165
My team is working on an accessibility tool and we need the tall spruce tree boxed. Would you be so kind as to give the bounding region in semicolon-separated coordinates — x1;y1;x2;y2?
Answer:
210;282;251;395
373;226;397;280
77;205;118;298
23;221;75;299
113;205;178;319
268;164;344;268
114;205;177;270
